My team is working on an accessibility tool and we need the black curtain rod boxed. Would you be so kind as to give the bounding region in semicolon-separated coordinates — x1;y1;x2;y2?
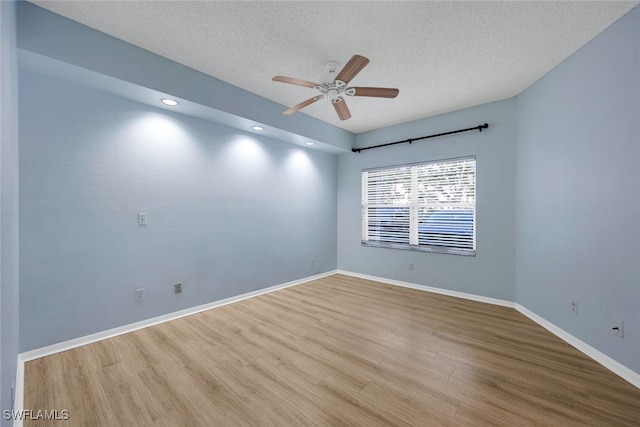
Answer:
351;123;489;153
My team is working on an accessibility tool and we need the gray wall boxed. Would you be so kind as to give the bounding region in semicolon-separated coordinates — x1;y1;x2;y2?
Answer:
19;71;337;352
0;0;19;420
15;0;639;382
516;7;640;373
338;98;517;301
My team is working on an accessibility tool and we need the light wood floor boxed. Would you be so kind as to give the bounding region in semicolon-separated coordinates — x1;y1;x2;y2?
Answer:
25;274;640;426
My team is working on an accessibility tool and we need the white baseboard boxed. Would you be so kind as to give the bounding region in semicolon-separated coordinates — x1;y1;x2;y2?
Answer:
337;269;639;389
336;270;515;308
13;270;336;426
14;268;639;419
13;355;24;427
515;304;640;389
19;270;336;363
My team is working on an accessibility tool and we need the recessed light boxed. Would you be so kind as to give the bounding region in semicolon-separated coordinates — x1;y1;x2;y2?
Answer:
251;126;264;131
161;99;179;106
305;142;315;146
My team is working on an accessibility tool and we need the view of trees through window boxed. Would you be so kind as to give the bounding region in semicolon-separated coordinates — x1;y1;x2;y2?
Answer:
362;157;476;255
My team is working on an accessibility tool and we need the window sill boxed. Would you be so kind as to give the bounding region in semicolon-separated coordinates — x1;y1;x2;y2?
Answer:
361;241;476;257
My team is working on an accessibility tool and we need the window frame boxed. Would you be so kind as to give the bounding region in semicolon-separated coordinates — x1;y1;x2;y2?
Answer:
361;155;476;256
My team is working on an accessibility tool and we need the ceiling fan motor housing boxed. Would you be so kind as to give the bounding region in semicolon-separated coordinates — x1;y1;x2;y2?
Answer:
316;80;356;103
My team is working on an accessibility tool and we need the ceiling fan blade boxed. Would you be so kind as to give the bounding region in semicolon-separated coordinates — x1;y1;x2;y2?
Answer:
332;97;351;121
335;55;369;84
284;96;322;115
272;76;319;88
351;87;399;98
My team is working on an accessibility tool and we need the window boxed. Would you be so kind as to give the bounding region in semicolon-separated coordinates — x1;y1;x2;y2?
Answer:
361;156;476;256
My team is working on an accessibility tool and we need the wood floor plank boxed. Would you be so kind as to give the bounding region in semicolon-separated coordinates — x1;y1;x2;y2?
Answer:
451;403;518;427
24;274;640;426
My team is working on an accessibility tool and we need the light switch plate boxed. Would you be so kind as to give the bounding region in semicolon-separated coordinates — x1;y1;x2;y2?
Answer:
138;213;147;226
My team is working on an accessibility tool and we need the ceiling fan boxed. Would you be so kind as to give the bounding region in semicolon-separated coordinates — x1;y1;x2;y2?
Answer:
272;55;399;121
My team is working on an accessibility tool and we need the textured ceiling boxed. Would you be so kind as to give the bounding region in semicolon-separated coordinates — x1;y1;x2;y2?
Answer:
30;1;637;134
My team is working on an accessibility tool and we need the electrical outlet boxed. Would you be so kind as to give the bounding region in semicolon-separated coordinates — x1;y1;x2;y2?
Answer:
174;283;182;294
571;301;578;315
409;262;415;271
612;320;624;338
311;257;316;269
135;288;145;302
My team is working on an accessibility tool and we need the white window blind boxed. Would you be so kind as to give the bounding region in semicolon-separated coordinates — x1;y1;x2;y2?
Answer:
362;156;476;256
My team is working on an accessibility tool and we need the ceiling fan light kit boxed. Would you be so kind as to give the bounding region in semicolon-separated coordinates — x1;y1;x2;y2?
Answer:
273;55;399;121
